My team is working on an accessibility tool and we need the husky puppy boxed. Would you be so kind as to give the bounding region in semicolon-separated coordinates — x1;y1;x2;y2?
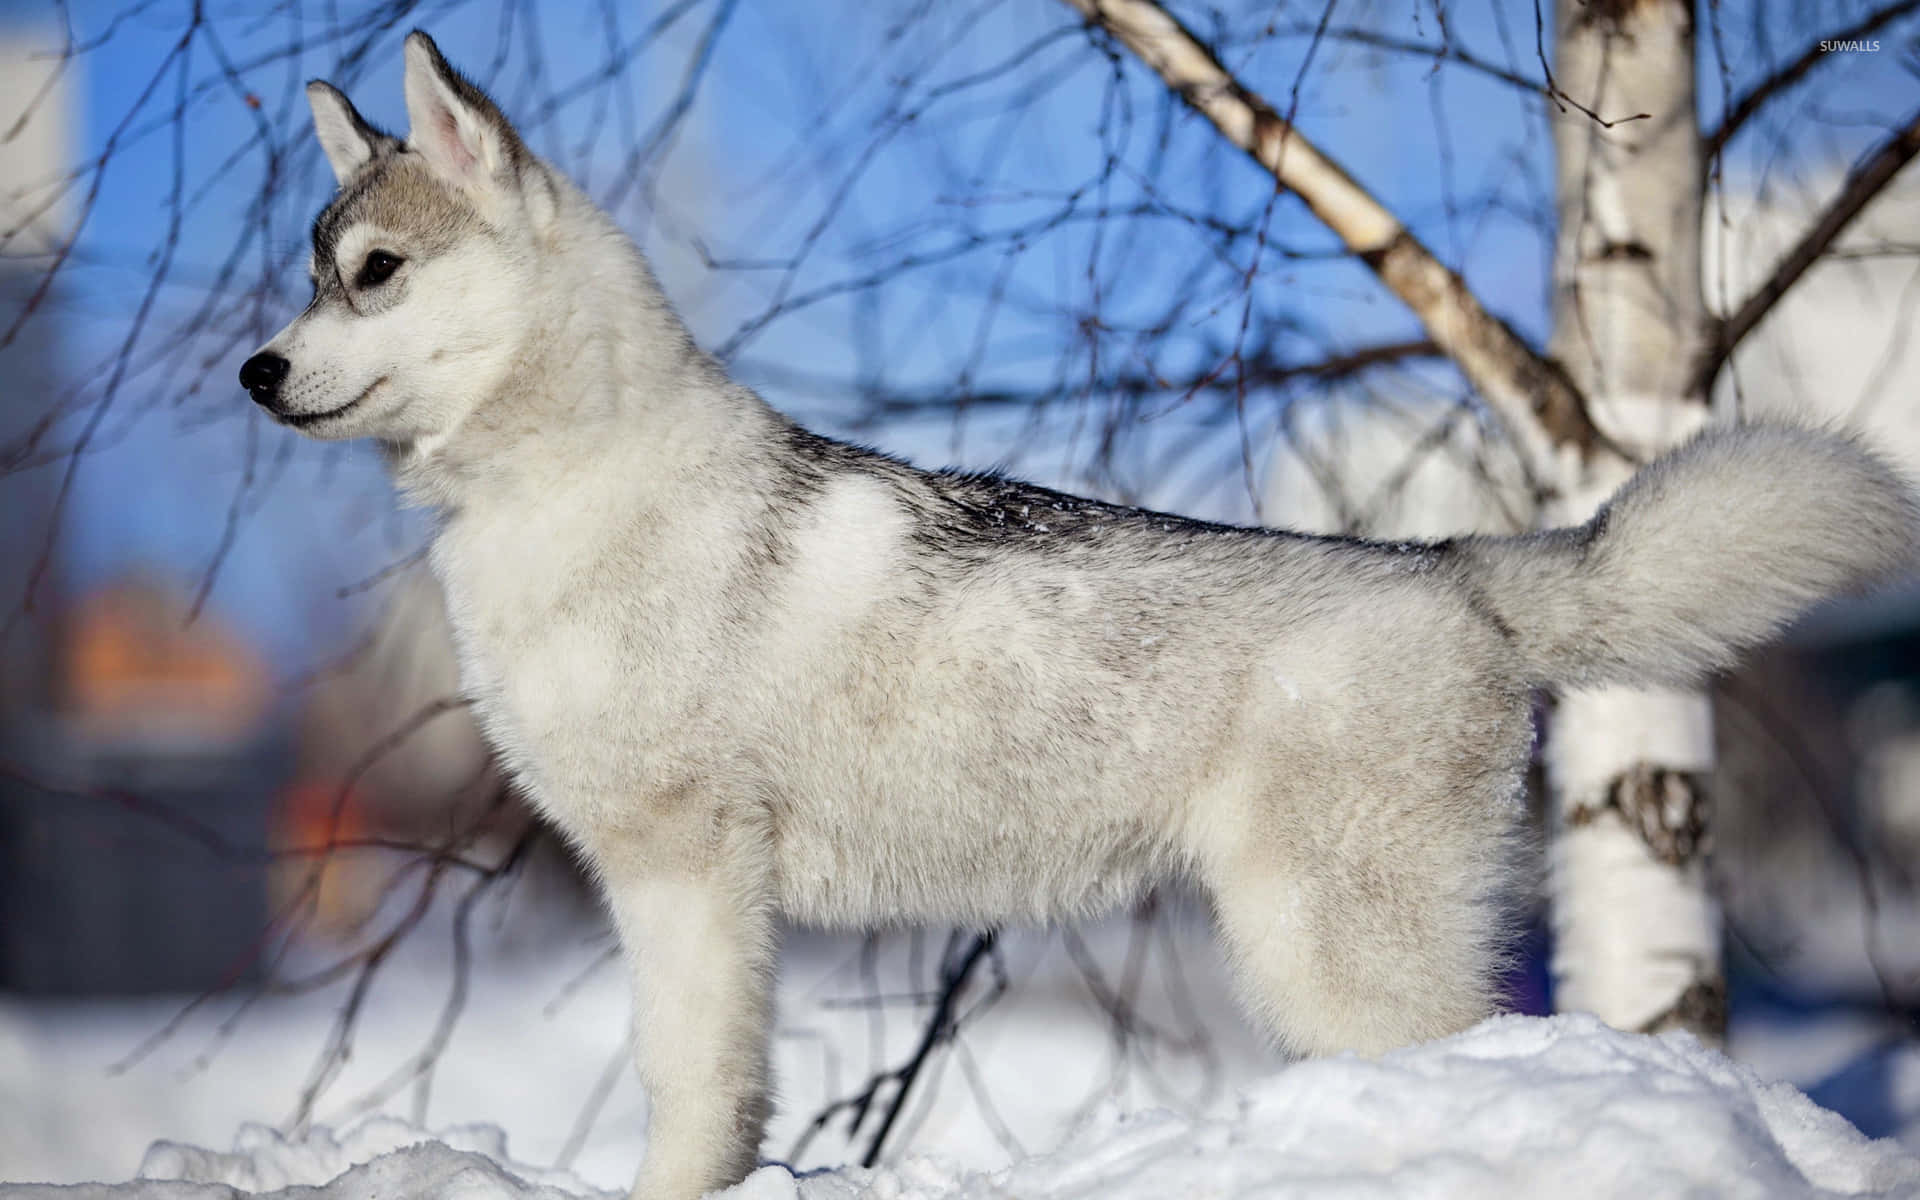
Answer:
242;33;1915;1199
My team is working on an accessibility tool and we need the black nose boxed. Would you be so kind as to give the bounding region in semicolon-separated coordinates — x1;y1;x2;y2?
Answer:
239;352;289;404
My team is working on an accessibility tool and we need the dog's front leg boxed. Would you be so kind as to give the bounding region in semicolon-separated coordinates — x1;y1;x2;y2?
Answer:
594;812;776;1200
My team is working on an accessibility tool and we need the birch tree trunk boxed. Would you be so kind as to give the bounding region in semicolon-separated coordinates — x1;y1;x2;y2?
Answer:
1544;0;1723;1039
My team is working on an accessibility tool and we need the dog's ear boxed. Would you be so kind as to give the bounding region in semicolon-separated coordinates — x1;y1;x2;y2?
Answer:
401;31;527;195
306;81;395;186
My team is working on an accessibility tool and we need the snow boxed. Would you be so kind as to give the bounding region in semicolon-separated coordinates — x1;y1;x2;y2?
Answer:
0;902;1270;1191
6;1015;1916;1200
5;873;1914;1199
0;1125;613;1199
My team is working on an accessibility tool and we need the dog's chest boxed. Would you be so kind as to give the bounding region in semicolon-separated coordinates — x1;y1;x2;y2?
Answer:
428;502;709;818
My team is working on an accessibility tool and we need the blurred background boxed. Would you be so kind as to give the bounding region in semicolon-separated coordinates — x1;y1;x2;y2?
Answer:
1;0;1917;1190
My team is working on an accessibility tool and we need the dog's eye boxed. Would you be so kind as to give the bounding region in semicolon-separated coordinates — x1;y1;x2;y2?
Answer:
354;250;404;288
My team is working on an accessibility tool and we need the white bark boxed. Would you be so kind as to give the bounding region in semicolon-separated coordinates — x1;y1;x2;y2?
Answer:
1548;688;1718;1031
1546;0;1722;1038
1057;0;1599;479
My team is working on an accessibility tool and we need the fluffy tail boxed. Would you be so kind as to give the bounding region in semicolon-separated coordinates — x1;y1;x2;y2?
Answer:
1454;424;1918;689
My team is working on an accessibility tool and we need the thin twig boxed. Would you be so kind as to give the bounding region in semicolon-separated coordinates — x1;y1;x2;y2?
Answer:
1702;0;1920;171
1692;107;1920;398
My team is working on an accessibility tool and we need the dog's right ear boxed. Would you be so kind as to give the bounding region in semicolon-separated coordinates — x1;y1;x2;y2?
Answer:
401;31;527;197
307;81;394;185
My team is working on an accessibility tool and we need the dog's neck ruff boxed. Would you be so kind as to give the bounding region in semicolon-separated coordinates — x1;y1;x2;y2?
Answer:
388;173;756;512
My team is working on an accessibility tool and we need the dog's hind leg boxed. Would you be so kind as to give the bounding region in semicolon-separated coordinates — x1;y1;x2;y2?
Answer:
591;800;777;1200
1202;770;1519;1057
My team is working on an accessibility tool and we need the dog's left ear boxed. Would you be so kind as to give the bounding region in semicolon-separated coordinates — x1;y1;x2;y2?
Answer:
401;31;528;195
307;81;397;185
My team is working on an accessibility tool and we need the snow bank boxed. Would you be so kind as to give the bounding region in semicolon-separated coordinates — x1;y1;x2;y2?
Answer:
0;1120;618;1200
6;1015;1916;1200
926;1014;1920;1200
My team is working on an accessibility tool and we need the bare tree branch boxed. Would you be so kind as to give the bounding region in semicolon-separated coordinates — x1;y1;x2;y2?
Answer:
1703;0;1920;172
748;338;1442;424
858;931;997;1168
1693;106;1920;398
1242;23;1547;101
788;930;1002;1170
1058;0;1601;476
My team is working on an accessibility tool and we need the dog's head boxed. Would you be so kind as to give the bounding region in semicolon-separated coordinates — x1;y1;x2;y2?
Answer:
241;33;556;447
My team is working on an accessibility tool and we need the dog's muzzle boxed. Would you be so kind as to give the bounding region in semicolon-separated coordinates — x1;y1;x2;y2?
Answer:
239;352;290;408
